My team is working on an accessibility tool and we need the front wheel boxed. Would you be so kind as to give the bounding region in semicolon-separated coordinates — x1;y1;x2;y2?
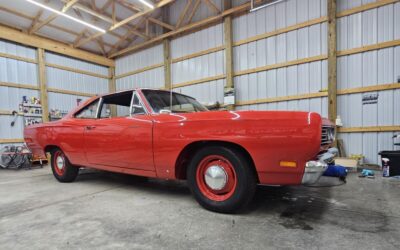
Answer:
187;146;256;213
50;149;79;183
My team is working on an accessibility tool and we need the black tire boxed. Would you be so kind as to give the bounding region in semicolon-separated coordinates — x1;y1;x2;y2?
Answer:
50;148;79;183
187;146;256;213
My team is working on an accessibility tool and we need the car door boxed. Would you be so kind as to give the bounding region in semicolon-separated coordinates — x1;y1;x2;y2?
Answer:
84;91;154;171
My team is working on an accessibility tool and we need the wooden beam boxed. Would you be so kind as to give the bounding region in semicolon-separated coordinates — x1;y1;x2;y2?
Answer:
224;0;233;90
0;139;25;144
110;2;251;58
0;82;40;90
47;88;94;97
328;0;337;123
29;0;80;34
149;17;175;31
176;0;192;28
338;39;400;57
0;25;114;67
37;48;49;122
187;0;202;24
337;0;399;18
236;92;328;106
45;63;109;79
115;63;164;79
203;0;221;14
173;74;225;88
116;0;143;12
337;82;400;95
338;126;400;133
171;46;225;63
108;66;117;116
0;52;37;64
163;39;172;90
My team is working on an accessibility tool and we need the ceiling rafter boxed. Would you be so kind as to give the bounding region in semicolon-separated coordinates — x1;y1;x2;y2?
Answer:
203;0;221;14
187;0;201;24
75;0;175;49
29;0;80;35
148;17;175;31
176;0;192;28
116;0;143;12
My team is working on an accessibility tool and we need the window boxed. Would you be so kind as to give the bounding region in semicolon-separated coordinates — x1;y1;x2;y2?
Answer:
131;94;145;115
75;99;99;119
142;90;208;113
99;91;134;119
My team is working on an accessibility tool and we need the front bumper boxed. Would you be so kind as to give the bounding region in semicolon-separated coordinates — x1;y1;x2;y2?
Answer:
302;148;338;185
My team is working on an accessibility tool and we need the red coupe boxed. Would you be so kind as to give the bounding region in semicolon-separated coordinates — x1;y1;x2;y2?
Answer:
24;89;337;213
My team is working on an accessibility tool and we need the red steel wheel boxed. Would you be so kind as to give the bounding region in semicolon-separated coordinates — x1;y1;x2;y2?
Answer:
196;155;237;202
187;146;257;213
53;151;66;176
50;148;79;183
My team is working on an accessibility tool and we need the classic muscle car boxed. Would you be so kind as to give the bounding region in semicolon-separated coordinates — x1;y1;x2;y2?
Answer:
24;89;337;213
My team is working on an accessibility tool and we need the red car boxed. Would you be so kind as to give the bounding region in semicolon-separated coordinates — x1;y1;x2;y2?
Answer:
24;89;337;213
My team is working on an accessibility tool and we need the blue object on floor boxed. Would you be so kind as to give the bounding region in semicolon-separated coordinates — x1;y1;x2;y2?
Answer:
323;165;348;178
361;169;374;177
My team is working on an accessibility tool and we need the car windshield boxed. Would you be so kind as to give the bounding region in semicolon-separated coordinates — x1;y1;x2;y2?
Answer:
142;90;208;113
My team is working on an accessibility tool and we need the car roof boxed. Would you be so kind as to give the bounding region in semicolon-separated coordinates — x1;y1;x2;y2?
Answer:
100;88;195;100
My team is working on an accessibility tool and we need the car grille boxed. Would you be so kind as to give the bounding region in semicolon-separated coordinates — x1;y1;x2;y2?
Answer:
321;126;335;145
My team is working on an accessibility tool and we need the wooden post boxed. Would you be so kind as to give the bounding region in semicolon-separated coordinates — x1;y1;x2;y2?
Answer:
37;48;49;122
328;0;337;123
224;0;234;109
163;39;172;90
108;66;117;116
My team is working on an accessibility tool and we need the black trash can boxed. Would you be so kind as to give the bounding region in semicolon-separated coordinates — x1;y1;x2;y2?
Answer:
378;151;400;176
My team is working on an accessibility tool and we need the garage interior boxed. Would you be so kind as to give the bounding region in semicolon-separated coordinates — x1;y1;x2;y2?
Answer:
0;0;399;249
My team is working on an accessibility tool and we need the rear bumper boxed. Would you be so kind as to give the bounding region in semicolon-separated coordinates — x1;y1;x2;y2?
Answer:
302;148;338;185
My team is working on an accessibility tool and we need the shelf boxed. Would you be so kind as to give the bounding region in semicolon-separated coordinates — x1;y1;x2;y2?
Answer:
23;113;43;118
22;103;42;108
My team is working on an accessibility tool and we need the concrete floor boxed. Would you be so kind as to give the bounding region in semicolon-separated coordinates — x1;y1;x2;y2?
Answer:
0;166;399;250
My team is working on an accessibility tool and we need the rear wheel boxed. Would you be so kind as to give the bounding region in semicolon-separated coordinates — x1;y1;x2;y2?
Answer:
187;146;256;213
50;149;79;183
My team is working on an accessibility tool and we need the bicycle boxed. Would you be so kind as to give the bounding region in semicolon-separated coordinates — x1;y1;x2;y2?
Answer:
0;144;32;169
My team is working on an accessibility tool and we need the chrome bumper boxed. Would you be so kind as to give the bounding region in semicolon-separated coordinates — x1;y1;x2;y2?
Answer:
302;148;338;185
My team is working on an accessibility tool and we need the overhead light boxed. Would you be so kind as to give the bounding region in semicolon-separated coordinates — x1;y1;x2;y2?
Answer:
25;0;106;33
138;0;154;9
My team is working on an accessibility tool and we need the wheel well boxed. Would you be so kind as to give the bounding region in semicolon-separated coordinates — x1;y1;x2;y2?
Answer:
174;141;259;182
44;145;60;154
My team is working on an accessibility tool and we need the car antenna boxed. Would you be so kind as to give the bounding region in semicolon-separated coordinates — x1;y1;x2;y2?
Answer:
170;85;173;112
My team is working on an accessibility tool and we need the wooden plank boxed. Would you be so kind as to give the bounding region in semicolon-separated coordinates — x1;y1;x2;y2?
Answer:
338;126;400;133
45;63;110;79
234;55;328;77
0;82;40;90
164;39;172;90
328;0;337;123
171;46;225;63
115;63;164;79
336;0;399;18
338;83;400;95
0;52;37;64
0;139;25;144
203;0;221;13
0;110;22;116
235;92;328;106
176;0;192;28
0;25;115;67
233;16;328;47
149;17;175;31
37;48;49;122
108;66;117;116
338;39;400;57
173;75;226;88
47;88;95;97
224;8;233;90
187;0;202;24
110;1;251;58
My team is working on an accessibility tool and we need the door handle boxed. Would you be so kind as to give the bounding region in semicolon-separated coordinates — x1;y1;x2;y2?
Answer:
86;126;96;130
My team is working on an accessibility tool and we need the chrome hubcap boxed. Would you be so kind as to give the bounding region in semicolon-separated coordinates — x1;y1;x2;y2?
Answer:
56;156;64;170
204;165;227;190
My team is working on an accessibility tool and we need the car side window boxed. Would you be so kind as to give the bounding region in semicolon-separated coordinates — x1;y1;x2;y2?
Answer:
75;100;99;119
99;91;133;119
131;94;145;115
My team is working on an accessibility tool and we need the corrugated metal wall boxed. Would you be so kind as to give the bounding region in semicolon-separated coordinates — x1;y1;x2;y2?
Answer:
336;0;400;163
0;39;38;144
103;0;400;164
45;51;108;113
115;44;164;90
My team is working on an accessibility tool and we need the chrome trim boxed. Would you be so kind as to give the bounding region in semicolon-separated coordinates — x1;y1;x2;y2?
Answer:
204;165;228;191
302;147;338;185
321;126;335;145
129;91;149;117
95;97;103;118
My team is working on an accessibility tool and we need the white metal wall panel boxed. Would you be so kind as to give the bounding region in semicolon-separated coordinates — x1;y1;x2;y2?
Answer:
115;44;164;76
171;23;224;59
169;0;224;25
47;93;90;114
174;79;225;104
45;52;108;76
46;67;108;95
116;67;165;91
337;0;378;12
